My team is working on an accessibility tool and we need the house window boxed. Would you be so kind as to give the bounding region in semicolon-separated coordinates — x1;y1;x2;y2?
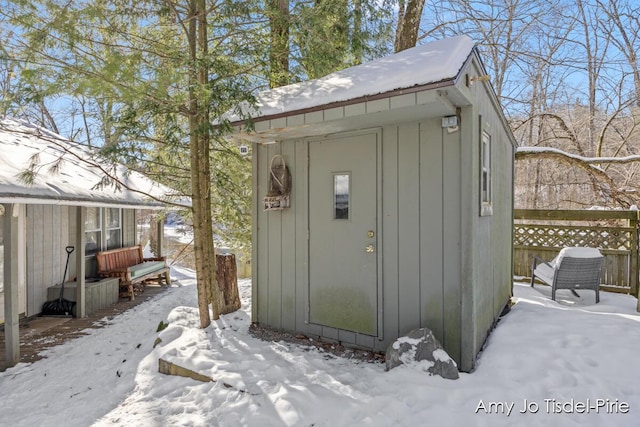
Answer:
85;207;122;255
480;124;493;216
105;207;121;250
85;207;102;255
333;173;350;220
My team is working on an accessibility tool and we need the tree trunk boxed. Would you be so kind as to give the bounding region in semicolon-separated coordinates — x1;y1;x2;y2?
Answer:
352;0;363;64
394;0;425;52
215;253;241;315
187;0;219;328
268;0;290;88
149;217;159;257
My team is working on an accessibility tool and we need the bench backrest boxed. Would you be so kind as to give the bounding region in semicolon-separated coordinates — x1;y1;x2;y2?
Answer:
96;245;144;271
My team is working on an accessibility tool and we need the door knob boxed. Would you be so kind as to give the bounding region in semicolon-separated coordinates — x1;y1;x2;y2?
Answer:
365;244;375;253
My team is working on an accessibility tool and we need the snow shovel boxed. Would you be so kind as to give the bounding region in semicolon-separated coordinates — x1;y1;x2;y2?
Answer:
41;246;76;317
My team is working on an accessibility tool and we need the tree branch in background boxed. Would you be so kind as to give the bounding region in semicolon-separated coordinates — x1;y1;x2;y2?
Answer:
516;146;638;206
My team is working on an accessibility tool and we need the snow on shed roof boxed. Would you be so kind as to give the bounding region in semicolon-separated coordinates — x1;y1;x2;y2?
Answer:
0;117;175;208
227;35;475;122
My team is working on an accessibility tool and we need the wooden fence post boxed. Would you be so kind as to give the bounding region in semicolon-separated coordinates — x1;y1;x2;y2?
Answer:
632;211;639;298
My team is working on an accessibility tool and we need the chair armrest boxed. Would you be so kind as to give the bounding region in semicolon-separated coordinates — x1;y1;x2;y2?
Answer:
532;255;554;269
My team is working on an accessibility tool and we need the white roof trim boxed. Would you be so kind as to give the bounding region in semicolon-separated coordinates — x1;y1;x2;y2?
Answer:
0;196;165;210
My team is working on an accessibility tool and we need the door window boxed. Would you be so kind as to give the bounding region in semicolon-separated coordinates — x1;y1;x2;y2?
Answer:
333;173;350;220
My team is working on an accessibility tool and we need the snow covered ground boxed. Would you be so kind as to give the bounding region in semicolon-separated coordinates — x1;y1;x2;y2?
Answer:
1;268;639;427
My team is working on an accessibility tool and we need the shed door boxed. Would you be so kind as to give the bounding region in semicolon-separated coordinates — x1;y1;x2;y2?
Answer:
309;132;378;336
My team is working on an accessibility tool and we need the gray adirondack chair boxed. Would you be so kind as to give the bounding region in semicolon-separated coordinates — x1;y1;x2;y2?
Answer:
530;247;603;303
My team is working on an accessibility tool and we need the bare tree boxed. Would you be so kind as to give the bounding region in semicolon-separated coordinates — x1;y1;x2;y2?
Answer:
596;0;640;109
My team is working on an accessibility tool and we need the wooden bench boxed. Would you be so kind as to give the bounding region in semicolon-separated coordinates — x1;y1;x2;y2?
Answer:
96;245;170;300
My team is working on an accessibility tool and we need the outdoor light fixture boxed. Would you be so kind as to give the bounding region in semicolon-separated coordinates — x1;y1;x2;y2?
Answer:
466;74;491;86
442;116;458;128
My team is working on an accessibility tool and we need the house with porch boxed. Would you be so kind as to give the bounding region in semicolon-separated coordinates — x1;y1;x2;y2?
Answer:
1;117;172;368
227;35;516;372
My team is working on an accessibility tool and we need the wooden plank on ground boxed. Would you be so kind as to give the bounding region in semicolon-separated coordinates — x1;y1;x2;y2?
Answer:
158;358;213;382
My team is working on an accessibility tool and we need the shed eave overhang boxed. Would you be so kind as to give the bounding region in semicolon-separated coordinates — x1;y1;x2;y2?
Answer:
230;79;467;143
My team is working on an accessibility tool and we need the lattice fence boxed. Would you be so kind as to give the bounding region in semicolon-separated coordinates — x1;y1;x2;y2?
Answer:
514;209;639;295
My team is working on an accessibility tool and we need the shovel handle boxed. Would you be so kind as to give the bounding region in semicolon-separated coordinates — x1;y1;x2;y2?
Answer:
66;246;75;254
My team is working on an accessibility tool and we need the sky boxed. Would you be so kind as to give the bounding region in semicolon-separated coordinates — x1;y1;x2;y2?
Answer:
1;266;639;427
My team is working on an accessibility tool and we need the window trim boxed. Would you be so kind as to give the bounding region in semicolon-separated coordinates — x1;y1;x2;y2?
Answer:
480;116;493;216
84;207;102;256
85;207;123;256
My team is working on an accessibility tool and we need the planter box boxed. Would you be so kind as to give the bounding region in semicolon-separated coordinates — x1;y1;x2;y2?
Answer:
47;277;119;316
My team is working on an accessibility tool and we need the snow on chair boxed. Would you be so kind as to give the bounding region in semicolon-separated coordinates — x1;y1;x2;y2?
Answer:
530;247;604;303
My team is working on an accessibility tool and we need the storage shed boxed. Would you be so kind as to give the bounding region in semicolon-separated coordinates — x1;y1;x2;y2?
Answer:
228;36;516;372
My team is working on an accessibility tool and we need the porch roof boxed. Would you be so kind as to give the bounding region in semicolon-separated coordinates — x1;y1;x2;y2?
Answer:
0;117;177;209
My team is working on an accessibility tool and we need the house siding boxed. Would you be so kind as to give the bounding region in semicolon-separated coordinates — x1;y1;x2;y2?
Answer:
26;205;71;316
24;205;139;317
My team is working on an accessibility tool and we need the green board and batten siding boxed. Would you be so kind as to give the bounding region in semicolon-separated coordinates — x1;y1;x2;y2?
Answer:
249;47;514;372
251;115;506;369
459;64;515;369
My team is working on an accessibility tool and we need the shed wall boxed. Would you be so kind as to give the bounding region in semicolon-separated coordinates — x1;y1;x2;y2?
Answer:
253;117;466;364
458;75;514;370
251;58;514;373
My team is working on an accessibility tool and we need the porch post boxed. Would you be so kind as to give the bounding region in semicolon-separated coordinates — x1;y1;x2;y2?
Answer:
75;206;86;318
156;217;164;258
3;204;20;368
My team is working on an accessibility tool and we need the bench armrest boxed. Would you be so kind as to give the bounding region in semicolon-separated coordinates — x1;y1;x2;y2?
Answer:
98;267;130;275
143;256;166;262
